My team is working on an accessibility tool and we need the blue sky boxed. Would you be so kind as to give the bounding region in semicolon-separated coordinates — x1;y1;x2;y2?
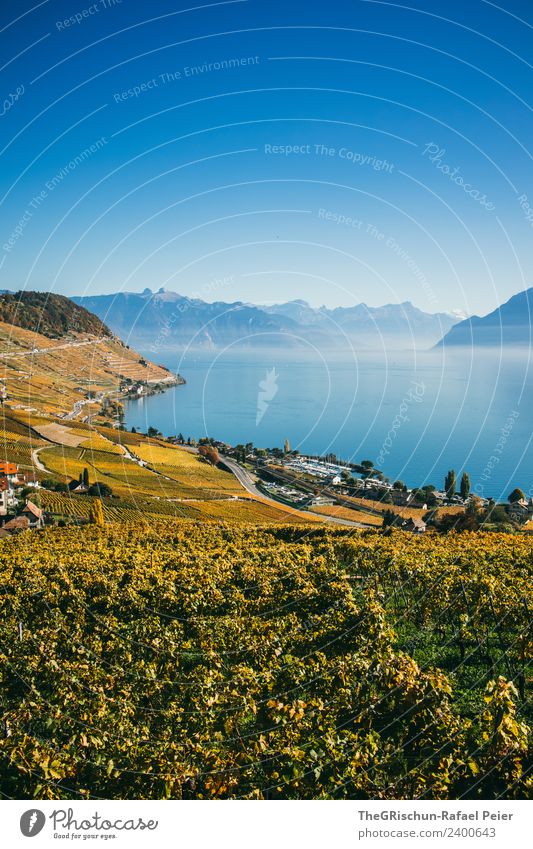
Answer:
1;0;532;314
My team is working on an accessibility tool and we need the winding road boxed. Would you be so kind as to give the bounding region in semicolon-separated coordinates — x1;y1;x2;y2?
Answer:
220;455;365;528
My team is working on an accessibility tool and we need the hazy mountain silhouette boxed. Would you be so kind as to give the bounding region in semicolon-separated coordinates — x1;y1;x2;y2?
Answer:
436;288;533;347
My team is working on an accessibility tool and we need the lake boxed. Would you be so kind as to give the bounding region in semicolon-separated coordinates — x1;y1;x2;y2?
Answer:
125;346;532;501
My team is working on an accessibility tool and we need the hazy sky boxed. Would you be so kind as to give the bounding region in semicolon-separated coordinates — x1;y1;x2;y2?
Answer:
1;0;532;316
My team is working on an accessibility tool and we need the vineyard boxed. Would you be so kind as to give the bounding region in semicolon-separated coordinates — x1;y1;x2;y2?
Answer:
39;489;319;526
0;410;332;525
0;410;49;473
38;442;258;503
310;504;383;526
39;489;198;522
132;443;245;499
0;523;530;800
39;445;191;500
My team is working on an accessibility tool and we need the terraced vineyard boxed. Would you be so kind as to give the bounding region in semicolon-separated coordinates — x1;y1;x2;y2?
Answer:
33;430;243;502
310;504;383;526
132;443;245;499
39;489;198;522
79;434;127;454
39;445;189;500
190;496;320;524
0;316;176;418
0;411;49;473
0;434;44;470
0;523;530;800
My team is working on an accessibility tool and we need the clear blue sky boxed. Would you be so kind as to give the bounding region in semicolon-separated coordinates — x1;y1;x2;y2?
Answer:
1;0;532;315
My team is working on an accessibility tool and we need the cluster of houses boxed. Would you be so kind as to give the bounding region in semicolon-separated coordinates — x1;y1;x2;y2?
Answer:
390;516;428;534
0;461;44;537
509;496;533;527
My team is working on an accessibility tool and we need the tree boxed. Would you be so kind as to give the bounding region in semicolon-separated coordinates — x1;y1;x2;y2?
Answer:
508;487;525;503
20;488;41;506
234;444;246;463
460;472;470;500
88;482;113;498
131;426;137;434
148;426;161;438
445;469;456;499
284;438;291;454
198;445;219;466
208;447;219;465
89;499;105;527
393;480;405;490
484;504;511;526
83;467;90;487
382;509;400;528
466;495;483;519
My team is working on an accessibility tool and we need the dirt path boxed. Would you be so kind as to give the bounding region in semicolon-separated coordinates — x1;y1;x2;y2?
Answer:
31;446;51;473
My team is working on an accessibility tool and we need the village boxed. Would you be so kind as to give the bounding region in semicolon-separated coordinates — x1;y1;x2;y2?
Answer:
0;460;44;536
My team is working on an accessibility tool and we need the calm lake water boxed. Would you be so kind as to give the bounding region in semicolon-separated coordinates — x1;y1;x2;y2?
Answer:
126;346;532;501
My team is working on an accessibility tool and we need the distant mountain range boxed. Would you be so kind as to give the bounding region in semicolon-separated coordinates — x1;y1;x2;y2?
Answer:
73;289;460;350
437;287;533;347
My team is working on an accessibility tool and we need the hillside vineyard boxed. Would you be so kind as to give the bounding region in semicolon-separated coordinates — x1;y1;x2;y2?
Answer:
0;522;530;800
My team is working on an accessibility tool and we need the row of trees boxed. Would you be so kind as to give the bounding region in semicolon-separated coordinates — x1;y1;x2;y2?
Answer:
444;469;471;499
445;470;527;505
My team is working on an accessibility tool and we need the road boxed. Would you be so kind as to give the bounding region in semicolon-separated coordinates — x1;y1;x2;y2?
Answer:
0;337;107;359
220;455;365;528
